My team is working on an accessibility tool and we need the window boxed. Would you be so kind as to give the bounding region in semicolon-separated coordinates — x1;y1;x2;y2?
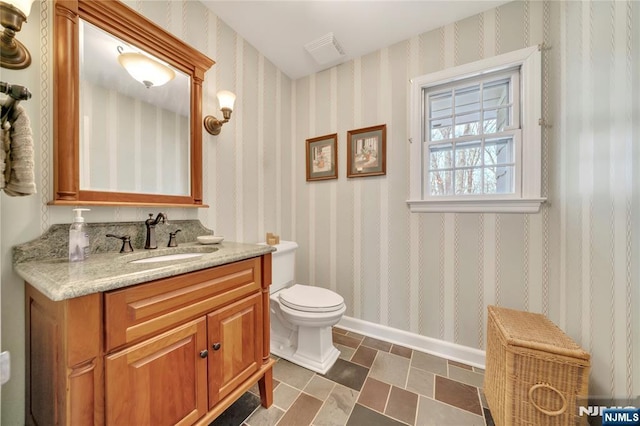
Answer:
407;46;545;213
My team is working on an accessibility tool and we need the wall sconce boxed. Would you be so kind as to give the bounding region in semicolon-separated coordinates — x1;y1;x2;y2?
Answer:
203;90;236;135
0;0;35;69
117;46;175;88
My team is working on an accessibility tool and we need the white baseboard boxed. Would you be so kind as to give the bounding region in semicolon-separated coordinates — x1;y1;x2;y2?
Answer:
337;316;486;369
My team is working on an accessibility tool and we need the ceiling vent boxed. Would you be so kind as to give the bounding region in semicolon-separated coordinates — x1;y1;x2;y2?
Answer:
304;32;345;65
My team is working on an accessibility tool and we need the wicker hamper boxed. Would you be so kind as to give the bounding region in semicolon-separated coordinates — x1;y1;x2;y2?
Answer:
484;305;591;426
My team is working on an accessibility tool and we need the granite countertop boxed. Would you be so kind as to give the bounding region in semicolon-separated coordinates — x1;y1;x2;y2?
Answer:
13;220;276;302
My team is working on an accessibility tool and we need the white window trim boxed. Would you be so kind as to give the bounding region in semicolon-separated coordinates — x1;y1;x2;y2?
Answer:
407;45;545;214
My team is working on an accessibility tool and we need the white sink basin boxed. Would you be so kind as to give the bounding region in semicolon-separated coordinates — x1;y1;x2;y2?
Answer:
129;253;204;264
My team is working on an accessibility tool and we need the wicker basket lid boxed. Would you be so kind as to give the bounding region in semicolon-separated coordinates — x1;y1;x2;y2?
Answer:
488;305;590;361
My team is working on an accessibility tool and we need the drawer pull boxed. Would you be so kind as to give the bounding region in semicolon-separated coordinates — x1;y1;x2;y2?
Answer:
212;343;221;351
199;350;208;358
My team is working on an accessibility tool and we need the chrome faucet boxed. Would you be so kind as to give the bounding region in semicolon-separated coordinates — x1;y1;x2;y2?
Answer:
144;212;167;249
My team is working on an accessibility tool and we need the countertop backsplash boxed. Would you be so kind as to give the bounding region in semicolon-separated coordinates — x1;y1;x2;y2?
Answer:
13;219;213;264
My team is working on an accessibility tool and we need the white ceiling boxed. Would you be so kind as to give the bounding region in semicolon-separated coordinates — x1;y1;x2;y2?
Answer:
201;0;511;80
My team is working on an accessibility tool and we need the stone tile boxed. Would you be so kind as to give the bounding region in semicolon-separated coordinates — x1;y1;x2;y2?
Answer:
416;396;486;426
273;358;315;390
346;404;406;426
411;351;448;376
333;327;349;335
350;345;377;368
484;407;495;426
273;383;301;411
304;375;336;401
336;344;356;361
390;344;412;359
332;332;362;349
448;365;485;388
277;393;323;426
323;358;369;391
244;405;285;426
358;377;391;413
210;392;260;426
479;390;489;409
312;383;359;426
346;331;366;340
434;375;483;416
406;367;434;398
448;359;473;370
385;386;418;425
249;378;280;396
369;351;410;388
362;336;392;352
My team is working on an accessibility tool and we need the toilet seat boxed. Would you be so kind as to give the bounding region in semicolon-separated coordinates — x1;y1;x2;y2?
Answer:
279;284;344;313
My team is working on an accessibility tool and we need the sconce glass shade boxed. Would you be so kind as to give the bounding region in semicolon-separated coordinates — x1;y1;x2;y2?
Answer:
117;51;176;89
204;90;236;135
0;0;35;69
8;0;34;16
217;90;236;111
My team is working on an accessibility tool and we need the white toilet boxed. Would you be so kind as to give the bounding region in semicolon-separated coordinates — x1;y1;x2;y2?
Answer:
268;241;346;374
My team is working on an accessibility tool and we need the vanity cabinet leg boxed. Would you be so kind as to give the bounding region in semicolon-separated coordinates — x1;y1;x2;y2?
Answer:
258;369;273;408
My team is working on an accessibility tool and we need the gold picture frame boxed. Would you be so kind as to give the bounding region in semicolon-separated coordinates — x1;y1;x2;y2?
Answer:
347;124;386;178
306;133;338;181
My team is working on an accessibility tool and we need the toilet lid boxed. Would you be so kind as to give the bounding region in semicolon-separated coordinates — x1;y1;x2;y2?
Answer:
279;284;344;313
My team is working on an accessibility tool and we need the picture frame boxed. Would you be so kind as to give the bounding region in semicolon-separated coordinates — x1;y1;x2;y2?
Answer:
306;133;338;181
347;124;386;178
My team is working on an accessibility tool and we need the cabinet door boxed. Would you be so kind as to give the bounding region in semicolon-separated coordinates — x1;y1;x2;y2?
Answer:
105;317;208;426
208;293;262;407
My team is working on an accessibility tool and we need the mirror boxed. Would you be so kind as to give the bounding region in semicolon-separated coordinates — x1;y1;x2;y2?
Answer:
52;0;214;207
79;20;191;197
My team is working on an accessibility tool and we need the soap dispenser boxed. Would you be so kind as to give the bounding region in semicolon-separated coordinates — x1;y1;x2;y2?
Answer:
69;208;90;262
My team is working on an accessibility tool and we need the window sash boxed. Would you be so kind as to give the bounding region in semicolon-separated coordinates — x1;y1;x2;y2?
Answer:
422;68;521;199
423;130;521;198
424;68;520;146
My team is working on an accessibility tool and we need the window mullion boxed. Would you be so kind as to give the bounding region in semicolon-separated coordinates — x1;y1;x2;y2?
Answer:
425;130;516;146
479;82;484;138
481;138;485;194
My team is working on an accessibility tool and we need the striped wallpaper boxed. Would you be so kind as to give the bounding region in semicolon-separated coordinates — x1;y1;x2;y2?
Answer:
289;0;639;402
0;1;638;424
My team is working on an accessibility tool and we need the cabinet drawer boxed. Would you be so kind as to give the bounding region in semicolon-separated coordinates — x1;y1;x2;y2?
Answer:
105;258;261;352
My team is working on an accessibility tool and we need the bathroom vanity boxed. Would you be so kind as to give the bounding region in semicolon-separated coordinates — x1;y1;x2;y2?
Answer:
15;222;275;426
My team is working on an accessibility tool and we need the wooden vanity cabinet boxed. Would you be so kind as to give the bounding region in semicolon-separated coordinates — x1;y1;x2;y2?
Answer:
25;254;274;426
207;293;262;408
104;317;209;425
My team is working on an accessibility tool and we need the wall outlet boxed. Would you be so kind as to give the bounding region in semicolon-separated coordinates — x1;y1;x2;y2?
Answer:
0;351;10;385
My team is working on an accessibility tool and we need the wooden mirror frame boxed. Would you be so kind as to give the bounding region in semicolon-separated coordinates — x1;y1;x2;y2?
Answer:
52;0;215;207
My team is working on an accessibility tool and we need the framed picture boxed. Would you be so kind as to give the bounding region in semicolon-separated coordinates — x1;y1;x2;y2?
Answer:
306;133;338;181
347;124;386;178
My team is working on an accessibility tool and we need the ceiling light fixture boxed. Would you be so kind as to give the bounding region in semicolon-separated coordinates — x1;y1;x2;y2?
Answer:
117;46;175;89
0;0;35;69
203;90;236;135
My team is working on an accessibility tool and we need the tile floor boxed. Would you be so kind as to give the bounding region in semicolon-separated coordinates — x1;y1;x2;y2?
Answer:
212;327;495;426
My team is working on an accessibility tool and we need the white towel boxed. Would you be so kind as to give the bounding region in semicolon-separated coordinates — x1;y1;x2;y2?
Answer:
4;104;36;196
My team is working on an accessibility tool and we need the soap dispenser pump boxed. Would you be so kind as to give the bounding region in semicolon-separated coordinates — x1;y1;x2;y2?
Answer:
69;208;90;262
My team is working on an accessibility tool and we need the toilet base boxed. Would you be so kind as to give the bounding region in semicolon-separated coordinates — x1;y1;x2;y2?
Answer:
271;342;340;375
270;324;340;374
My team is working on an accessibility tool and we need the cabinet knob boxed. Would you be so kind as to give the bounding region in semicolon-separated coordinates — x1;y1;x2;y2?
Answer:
199;350;208;358
212;343;221;351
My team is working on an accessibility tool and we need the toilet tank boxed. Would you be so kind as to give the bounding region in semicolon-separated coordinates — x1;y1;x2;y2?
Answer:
269;240;298;293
